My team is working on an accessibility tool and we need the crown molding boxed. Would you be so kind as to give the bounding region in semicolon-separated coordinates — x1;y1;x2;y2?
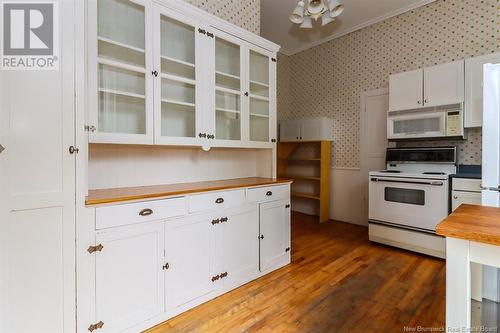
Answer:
280;0;437;56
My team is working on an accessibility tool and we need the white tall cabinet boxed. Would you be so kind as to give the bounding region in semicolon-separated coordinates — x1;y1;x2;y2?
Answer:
0;1;76;332
87;0;279;148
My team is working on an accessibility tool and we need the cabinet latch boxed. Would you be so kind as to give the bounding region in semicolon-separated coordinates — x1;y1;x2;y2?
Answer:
285;247;291;252
285;204;290;208
84;125;96;132
88;321;104;332
271;58;277;62
87;244;104;254
220;272;228;278
211;274;220;282
69;146;79;154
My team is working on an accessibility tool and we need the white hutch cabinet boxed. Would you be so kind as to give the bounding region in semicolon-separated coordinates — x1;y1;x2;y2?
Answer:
87;0;278;149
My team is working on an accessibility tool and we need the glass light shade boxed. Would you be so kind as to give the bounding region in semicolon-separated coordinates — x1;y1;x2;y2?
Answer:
328;0;344;17
307;0;325;15
289;2;305;24
321;11;334;26
299;16;313;28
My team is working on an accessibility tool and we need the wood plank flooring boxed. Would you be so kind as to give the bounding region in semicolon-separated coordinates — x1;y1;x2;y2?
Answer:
147;212;445;333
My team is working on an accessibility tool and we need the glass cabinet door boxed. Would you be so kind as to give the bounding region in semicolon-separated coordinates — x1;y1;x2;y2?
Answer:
92;0;152;143
155;12;199;143
249;50;271;142
214;36;242;141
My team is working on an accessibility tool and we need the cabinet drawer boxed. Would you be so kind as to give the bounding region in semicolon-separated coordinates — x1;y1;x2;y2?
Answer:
452;178;482;192
247;185;289;203
188;189;245;213
96;197;187;229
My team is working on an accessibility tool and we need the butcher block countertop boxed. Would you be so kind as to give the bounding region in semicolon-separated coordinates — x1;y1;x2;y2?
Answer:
436;204;500;246
86;177;293;206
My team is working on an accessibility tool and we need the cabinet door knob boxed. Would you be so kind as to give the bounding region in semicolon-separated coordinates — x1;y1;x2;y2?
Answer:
215;197;224;204
259;235;264;240
266;191;272;196
220;217;228;223
152;70;158;77
211;218;220;225
453;195;458;199
139;208;153;216
417;101;421;104
244;92;249;97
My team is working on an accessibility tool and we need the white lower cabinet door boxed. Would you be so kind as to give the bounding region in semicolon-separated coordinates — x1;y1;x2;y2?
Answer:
259;200;290;272
218;205;259;288
94;223;165;333
164;213;216;310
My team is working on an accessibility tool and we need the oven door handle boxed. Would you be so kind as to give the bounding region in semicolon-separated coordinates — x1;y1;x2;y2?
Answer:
370;177;444;186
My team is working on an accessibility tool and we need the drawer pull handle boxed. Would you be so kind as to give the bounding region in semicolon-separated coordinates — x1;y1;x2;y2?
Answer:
139;208;153;216
215;198;224;204
266;191;273;196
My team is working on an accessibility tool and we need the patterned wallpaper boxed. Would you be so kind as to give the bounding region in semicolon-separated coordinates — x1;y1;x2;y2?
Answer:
278;0;500;168
183;0;260;35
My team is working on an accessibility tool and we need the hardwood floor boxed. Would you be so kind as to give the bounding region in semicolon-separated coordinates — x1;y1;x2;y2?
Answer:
147;212;445;333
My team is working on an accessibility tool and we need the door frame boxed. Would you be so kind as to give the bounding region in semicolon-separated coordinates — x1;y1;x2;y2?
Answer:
360;88;389;224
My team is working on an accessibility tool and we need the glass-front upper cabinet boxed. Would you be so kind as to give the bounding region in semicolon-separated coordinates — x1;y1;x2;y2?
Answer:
153;6;204;145
248;48;276;144
212;33;243;142
89;0;153;144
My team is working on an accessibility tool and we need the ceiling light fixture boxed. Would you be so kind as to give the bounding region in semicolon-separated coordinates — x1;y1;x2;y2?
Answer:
289;0;344;28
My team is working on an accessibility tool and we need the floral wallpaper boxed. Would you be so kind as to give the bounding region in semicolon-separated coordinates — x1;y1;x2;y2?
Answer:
183;0;260;35
278;0;500;167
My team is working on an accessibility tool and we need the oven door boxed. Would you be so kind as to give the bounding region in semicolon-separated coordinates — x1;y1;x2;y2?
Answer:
368;176;449;231
387;111;446;139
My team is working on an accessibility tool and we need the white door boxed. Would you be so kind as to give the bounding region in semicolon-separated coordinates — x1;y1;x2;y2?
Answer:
164;213;216;310
259;200;290;272
88;0;154;144
361;90;389;225
247;45;274;145
0;1;76;332
465;53;500;128
279;120;301;141
207;29;245;145
153;5;206;146
95;223;164;333
219;205;259;289
389;69;423;111
424;60;464;107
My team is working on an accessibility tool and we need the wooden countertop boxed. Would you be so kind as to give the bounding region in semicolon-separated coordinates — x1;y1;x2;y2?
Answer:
436;204;500;246
86;177;293;206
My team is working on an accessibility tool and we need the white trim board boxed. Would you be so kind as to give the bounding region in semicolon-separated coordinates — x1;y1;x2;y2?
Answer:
279;0;437;56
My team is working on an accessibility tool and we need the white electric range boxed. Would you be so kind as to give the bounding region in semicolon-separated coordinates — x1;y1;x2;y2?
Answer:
368;147;457;258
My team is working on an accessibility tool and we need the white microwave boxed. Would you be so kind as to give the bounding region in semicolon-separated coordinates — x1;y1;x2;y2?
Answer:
387;104;464;140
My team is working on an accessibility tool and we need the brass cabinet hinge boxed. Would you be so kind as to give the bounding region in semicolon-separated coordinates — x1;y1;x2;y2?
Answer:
87;244;104;254
88;321;104;332
162;262;170;270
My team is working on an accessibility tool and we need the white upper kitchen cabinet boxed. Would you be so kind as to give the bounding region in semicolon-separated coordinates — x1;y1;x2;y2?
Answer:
389;69;423;112
259;200;291;272
423;60;464;108
94;223;165;333
153;5;208;146
164;213;216;310
88;0;154;144
279;117;333;142
465;52;500;128
87;0;279;148
216;205;259;289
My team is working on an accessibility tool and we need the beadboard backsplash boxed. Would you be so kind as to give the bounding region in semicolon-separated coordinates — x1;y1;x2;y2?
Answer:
88;145;272;190
277;0;498;168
